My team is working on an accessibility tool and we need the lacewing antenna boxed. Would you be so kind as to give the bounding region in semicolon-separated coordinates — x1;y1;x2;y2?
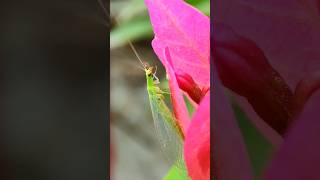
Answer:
128;41;146;69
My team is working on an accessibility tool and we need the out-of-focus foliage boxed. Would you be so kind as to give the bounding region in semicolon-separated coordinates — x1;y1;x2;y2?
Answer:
110;0;209;49
232;102;273;178
164;164;188;180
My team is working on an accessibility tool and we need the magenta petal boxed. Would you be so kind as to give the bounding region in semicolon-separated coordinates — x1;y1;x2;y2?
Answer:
145;0;210;87
212;68;254;180
263;89;320;180
163;47;190;135
184;93;210;180
214;0;320;89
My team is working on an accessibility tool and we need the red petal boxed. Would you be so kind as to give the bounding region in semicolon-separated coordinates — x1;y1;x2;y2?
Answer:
176;72;208;104
184;93;210;180
163;47;190;134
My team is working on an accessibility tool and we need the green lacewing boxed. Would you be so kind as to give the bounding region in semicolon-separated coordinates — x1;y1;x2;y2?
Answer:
130;41;189;179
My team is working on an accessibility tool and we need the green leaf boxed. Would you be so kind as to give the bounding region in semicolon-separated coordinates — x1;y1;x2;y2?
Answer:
110;17;153;49
231;102;274;179
186;0;210;16
194;1;210;16
164;165;189;180
184;95;195;118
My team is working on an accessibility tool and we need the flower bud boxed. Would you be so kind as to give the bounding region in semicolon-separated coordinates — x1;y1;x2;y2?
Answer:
213;23;294;135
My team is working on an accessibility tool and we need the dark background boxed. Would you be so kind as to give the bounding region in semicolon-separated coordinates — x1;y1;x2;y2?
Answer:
1;0;108;179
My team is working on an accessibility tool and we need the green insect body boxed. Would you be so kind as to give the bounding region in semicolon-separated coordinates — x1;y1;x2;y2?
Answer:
145;66;184;140
124;38;189;178
144;65;190;179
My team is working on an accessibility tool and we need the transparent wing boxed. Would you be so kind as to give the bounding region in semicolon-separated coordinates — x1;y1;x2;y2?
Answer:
148;93;189;179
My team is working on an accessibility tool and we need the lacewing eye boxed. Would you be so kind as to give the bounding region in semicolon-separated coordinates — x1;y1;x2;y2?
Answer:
146;67;153;77
149;67;156;74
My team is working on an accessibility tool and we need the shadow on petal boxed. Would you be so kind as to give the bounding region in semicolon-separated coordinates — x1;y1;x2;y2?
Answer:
211;66;254;180
263;89;320;180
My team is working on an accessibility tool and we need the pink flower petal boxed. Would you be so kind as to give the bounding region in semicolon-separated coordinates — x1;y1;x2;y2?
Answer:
145;0;210;87
211;68;254;180
163;47;190;135
184;93;210;180
214;0;320;89
263;89;320;180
